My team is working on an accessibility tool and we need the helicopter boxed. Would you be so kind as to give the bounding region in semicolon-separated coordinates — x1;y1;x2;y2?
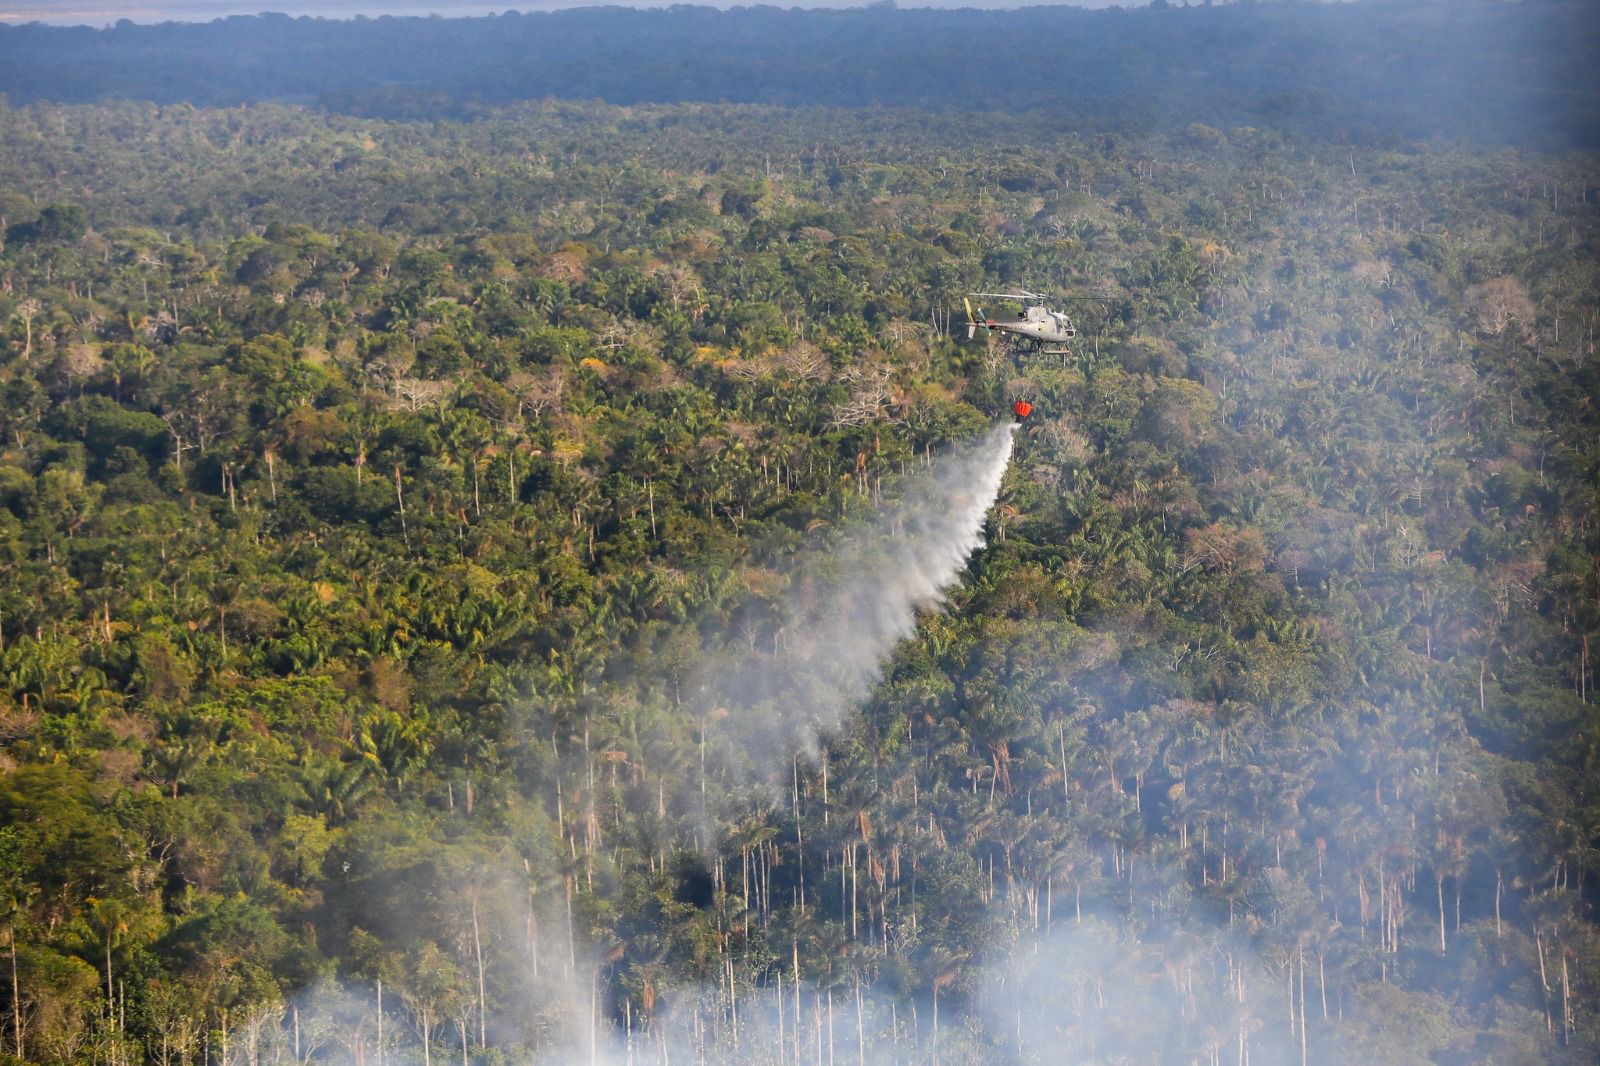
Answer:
963;289;1077;356
961;288;1085;421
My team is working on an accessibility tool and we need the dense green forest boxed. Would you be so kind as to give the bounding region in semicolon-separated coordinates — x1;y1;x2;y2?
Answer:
0;16;1598;1064
0;2;1596;147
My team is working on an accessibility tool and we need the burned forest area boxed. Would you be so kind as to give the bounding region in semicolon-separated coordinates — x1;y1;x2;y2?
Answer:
0;2;1597;1063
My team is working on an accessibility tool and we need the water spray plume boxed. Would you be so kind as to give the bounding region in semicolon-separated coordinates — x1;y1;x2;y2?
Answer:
695;423;1016;785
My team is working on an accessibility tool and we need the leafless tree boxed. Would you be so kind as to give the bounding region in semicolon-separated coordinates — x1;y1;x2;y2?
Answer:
780;341;830;384
652;261;702;312
724;355;772;382
159;371;234;470
57;345;105;396
14;298;40;358
392;378;451;413
830;362;898;427
507;366;567;421
1465;277;1536;338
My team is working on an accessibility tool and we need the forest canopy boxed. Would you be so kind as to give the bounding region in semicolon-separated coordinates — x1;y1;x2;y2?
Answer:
0;3;1597;1064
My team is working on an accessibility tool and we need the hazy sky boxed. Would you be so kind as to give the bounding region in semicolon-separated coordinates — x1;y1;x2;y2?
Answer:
2;0;1141;28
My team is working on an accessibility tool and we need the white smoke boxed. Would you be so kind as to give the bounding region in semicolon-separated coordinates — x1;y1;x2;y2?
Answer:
693;422;1017;784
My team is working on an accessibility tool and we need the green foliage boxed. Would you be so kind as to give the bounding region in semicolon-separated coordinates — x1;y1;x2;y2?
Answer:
0;94;1594;1064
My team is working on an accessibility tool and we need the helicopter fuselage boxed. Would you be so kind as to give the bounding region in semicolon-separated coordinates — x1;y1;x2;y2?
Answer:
985;304;1076;346
965;291;1079;353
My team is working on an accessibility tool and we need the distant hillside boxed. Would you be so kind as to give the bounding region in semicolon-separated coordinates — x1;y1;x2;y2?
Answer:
0;1;1595;146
